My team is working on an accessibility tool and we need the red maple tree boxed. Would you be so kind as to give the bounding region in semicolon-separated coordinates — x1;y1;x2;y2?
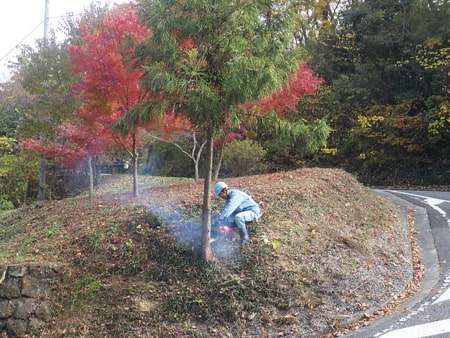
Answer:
68;4;202;193
66;4;154;197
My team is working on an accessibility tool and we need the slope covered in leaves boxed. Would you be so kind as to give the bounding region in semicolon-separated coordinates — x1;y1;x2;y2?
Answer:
0;168;412;337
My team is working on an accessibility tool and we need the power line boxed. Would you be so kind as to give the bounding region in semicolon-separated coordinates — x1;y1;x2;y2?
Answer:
0;13;83;64
0;21;44;63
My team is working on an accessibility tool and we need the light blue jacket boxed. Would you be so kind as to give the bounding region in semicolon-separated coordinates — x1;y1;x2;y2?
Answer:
219;189;261;220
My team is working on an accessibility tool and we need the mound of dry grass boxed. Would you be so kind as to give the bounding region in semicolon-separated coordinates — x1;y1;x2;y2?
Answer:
0;168;412;337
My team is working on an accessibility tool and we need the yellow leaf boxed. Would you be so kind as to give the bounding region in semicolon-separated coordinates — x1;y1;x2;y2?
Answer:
271;240;281;250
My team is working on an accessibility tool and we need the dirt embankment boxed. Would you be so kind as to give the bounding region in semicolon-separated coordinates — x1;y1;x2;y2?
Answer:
0;168;417;337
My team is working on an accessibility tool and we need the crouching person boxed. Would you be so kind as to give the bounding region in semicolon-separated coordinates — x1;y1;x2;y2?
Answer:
214;181;261;244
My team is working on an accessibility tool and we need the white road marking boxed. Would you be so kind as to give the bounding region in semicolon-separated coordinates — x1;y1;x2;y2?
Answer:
387;190;450;227
433;287;450;304
388;191;450;301
377;318;450;338
433;270;450;305
373;191;450;337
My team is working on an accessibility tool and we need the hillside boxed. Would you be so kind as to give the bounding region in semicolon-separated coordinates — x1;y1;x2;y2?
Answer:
0;168;415;337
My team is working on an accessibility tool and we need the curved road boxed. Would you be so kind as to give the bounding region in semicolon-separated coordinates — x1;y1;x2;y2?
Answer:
343;189;450;338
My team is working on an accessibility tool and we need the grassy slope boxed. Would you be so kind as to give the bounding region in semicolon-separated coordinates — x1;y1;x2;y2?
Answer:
0;168;412;337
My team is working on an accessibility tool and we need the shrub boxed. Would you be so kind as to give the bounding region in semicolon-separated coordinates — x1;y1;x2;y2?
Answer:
0;196;14;211
222;139;268;177
0;138;39;206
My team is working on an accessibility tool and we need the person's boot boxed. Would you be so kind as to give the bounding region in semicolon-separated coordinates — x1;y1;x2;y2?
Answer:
239;225;250;245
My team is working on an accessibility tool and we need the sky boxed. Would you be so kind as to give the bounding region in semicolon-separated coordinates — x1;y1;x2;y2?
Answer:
0;0;130;81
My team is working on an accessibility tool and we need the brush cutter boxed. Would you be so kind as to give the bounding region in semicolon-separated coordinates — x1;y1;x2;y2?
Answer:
210;220;238;243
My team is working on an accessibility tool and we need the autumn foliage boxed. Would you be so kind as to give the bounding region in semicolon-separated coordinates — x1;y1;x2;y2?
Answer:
67;5;152;153
21;6;149;168
241;61;323;116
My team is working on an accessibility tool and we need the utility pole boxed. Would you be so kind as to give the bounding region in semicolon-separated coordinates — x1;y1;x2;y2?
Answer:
38;0;50;201
44;0;50;40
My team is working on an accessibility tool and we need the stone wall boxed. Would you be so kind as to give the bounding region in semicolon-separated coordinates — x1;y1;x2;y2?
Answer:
0;264;62;337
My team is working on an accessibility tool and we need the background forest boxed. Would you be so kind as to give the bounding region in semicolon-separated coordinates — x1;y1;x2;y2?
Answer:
0;0;448;209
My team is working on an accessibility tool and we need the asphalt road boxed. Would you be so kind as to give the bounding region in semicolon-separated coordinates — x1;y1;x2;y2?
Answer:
342;189;450;338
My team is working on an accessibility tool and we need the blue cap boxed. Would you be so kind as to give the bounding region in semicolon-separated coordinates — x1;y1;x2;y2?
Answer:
214;182;228;196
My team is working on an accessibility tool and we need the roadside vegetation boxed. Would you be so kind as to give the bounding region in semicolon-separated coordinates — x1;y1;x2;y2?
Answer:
0;168;414;337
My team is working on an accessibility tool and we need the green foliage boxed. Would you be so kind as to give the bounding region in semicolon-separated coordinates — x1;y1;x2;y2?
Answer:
13;37;78;140
257;113;332;170
0;81;32;138
263;113;331;153
139;0;303;134
428;101;450;144
222;139;268;177
0;136;15;155
306;0;450;185
71;277;101;304
0;197;14;211
344;97;450;185
0;137;39;206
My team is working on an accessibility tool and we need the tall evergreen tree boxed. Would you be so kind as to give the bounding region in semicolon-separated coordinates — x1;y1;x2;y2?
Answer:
136;0;305;261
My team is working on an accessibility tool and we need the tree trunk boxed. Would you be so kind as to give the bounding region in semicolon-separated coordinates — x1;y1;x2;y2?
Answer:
144;143;153;174
213;137;226;181
193;138;207;182
94;157;102;187
201;132;214;262
37;156;46;200
132;134;139;198
194;158;200;182
88;156;94;201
